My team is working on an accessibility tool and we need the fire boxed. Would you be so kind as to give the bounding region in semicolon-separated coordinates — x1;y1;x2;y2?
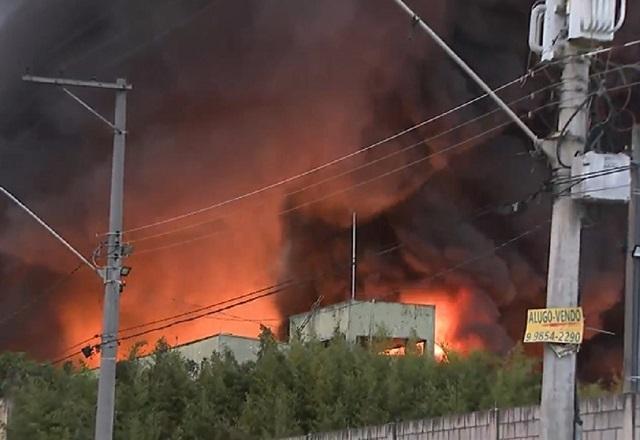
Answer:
397;287;488;359
381;341;426;357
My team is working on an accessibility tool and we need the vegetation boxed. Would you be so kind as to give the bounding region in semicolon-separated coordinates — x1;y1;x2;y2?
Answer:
1;328;542;439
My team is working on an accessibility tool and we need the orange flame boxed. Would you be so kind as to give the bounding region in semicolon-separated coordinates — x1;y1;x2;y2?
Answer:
397;287;487;359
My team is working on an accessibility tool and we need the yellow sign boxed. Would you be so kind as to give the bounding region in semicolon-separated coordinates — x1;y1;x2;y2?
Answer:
523;307;584;344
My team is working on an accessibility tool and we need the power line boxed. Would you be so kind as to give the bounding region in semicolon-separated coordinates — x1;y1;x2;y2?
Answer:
121;72;549;237
41;80;640;365
128;120;520;256
118;281;296;335
131;100;559;252
52;190;550;364
128;100;553;245
105;282;301;346
52;351;84;366
211;311;282;323
125;64;639;246
51;282;297;364
31;76;640;364
9;99;556;338
49;52;640;365
154;83;565;239
0;263;84;329
118;40;640;237
131;228;224;255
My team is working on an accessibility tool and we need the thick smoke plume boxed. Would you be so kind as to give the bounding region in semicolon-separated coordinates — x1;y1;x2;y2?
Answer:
0;0;638;381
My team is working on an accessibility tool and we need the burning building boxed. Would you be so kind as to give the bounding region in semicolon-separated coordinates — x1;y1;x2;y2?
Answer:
289;300;435;356
136;333;261;366
0;0;639;382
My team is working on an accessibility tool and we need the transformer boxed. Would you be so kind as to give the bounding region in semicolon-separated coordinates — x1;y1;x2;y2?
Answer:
529;0;626;61
570;151;630;203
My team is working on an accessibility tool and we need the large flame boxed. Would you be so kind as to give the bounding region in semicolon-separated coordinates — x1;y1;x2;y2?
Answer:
397;288;488;359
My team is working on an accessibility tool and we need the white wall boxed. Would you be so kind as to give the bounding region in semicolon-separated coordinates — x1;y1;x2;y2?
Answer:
282;394;640;440
0;398;9;440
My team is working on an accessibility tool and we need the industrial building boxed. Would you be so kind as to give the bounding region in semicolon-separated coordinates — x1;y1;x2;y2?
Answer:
94;301;435;371
174;333;260;364
288;300;436;356
90;333;261;372
142;333;261;365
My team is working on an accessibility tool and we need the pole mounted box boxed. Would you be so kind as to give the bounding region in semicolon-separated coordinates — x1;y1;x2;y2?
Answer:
568;0;626;44
571;151;630;203
529;0;626;61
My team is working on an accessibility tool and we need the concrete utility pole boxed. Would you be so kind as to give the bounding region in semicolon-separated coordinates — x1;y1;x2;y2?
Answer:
624;125;640;393
540;46;590;440
94;78;128;440
530;0;626;438
22;75;132;440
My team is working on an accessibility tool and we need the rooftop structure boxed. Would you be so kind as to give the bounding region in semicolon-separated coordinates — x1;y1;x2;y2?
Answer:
288;300;435;356
153;333;260;365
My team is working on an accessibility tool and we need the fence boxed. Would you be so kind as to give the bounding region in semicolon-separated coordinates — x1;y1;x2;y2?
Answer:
0;399;9;440
283;393;639;439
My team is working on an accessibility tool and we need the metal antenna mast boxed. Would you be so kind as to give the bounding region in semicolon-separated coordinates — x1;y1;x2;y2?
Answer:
351;211;357;302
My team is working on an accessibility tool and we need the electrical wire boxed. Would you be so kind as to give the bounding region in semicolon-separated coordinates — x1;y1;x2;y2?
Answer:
121;68;555;237
119;281;297;335
33;75;636;354
51;282;298;364
384;222;550;291
52;187;552;364
288;220;552;319
0;263;85;329
131;228;224;256
60;168;617;364
566;182;630;197
48;52;640;365
106;156;638;351
130;99;561;253
52;351;84;366
103;282;302;346
120;38;640;238
48;77;640;365
553;165;630;185
125;64;640;246
128;120;515;256
211;311;282;323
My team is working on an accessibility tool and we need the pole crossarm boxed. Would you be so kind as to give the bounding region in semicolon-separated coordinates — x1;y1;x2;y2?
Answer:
0;186;97;272
22;75;132;90
390;0;541;146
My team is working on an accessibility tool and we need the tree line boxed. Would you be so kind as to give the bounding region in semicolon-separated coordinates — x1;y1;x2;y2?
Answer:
0;328;542;439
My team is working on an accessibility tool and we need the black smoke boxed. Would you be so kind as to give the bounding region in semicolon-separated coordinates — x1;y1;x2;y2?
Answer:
0;1;638;383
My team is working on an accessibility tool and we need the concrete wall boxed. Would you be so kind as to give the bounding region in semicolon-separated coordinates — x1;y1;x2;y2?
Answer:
282;394;640;440
289;301;435;354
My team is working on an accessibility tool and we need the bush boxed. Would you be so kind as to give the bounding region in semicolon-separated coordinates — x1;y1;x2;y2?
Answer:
1;330;542;439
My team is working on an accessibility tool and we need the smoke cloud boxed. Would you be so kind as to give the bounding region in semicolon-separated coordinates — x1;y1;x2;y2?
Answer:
0;0;638;381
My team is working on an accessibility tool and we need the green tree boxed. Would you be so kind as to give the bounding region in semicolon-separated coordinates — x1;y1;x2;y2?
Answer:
3;332;547;439
7;361;96;440
239;327;300;439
